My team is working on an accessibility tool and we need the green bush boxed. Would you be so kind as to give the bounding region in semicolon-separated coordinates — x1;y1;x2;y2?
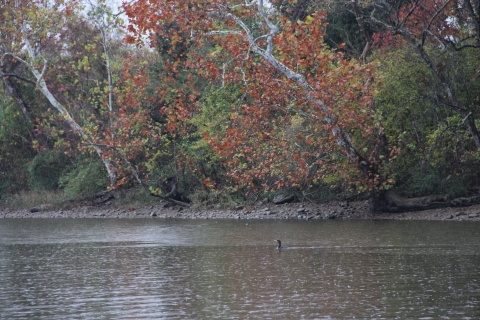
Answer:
59;160;108;198
404;171;443;197
397;169;470;199
0;96;35;196
27;149;69;190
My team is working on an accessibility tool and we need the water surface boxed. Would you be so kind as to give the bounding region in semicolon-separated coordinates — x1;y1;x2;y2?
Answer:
0;219;479;318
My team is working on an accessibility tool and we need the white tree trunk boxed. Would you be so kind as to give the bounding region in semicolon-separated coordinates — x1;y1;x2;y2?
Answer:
212;3;362;163
19;41;118;186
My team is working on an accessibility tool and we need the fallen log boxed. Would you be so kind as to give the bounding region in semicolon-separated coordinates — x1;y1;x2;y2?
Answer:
369;191;480;213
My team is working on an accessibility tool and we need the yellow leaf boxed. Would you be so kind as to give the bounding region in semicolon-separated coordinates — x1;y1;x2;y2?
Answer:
305;15;314;25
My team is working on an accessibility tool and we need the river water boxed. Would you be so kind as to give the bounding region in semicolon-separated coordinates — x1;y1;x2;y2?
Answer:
0;218;479;319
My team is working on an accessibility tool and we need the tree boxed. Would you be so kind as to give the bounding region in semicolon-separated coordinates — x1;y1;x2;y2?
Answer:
0;0;118;185
0;89;34;195
124;0;387;193
366;0;480;149
0;0;193;206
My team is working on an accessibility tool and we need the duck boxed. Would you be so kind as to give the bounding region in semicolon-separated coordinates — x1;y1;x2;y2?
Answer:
275;239;288;250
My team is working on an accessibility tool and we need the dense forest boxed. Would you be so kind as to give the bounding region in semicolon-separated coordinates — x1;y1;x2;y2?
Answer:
1;0;480;211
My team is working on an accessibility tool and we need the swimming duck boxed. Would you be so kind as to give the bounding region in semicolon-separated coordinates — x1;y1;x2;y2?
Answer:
275;239;288;250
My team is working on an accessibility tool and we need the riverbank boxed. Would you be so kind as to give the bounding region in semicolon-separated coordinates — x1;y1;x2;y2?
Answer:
2;199;480;221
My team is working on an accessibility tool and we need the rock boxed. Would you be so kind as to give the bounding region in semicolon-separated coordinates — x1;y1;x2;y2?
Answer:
297;208;306;213
445;214;454;219
339;201;349;208
29;204;53;213
273;194;295;205
150;212;157;217
468;213;479;218
325;211;337;219
162;202;173;208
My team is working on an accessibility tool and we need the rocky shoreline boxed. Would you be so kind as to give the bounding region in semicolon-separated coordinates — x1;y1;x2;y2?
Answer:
2;200;480;221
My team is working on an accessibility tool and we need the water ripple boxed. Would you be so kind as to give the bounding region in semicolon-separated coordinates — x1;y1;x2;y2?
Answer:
0;219;479;318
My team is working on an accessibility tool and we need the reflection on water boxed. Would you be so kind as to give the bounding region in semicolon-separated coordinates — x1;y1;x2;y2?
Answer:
0;219;479;318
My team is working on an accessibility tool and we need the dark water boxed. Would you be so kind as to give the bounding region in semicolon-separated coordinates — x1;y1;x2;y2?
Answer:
0;219;479;319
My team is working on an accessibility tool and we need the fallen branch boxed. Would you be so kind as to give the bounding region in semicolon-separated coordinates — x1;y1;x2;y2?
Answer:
370;191;480;213
121;156;191;208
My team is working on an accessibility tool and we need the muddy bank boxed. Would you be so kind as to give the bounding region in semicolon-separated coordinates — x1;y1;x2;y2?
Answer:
2;200;480;221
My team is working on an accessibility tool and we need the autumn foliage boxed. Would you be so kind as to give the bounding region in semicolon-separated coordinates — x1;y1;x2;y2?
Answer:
1;0;163;190
2;0;480;203
124;0;385;192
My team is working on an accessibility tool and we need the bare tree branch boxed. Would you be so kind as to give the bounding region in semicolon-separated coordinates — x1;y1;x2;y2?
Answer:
208;4;371;171
120;153;191;207
422;0;453;46
0;73;36;85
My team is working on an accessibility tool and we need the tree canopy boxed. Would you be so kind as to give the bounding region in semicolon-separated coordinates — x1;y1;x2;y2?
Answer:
1;0;480;206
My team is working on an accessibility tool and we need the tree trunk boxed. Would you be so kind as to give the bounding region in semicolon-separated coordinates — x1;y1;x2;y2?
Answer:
462;111;480;149
352;0;372;65
219;8;378;180
2;76;31;123
1;72;52;148
34;74;117;186
17;41;118;186
370;3;480;150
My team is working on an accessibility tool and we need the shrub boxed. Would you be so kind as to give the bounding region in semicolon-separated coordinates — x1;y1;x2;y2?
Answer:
27;149;69;190
397;169;470;199
59;160;108;198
